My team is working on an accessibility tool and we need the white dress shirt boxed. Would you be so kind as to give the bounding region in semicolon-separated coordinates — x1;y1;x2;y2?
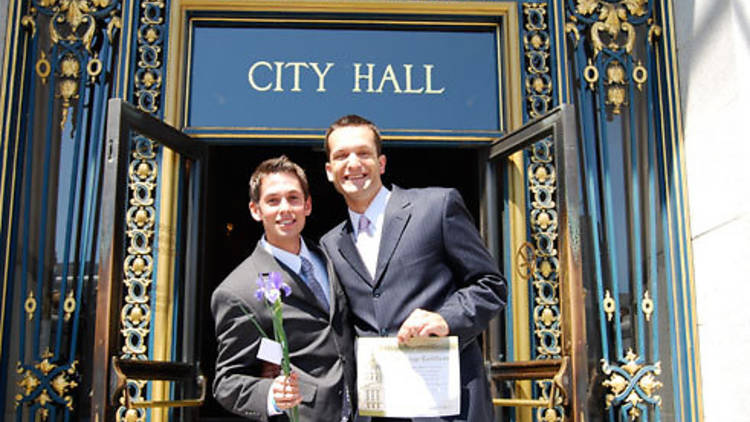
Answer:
348;186;391;279
260;236;331;415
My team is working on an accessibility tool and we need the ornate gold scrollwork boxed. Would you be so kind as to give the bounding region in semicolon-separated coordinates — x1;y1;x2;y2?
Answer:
569;0;652;114
580;0;646;56
107;12;122;43
29;0;120;128
523;3;552;118
607;63;625;84
565;21;580;44
124;408;140;422
16;350;80;419
606;86;627;115
21;13;37;37
601;349;662;421
648;23;662;44
526;133;562;419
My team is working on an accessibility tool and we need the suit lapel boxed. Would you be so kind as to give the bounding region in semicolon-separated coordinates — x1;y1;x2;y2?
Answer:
373;186;412;287
335;220;374;287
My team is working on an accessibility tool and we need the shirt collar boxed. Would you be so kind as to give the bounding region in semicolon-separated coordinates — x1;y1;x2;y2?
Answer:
260;236;313;274
348;186;390;237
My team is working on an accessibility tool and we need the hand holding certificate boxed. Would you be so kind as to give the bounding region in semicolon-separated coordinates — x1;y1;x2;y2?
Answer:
356;336;460;418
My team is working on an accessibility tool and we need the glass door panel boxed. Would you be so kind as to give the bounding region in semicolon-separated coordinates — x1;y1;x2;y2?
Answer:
92;99;207;422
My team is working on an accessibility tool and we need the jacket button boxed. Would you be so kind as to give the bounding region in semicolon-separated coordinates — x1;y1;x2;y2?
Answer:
338;389;343;396
339;354;346;363
373;291;380;298
379;328;387;336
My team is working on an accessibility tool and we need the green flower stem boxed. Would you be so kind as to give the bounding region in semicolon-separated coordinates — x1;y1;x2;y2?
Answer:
272;299;299;422
235;301;269;338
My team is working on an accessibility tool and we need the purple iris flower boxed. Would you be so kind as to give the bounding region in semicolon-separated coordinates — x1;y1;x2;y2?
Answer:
255;271;292;303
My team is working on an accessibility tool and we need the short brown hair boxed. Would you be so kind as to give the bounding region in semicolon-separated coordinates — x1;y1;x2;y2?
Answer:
324;114;382;158
249;155;310;203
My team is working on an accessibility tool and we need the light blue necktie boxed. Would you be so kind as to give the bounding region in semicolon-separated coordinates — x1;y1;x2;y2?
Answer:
300;256;329;310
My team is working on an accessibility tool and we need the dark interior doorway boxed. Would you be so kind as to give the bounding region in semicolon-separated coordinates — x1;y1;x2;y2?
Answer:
197;143;483;421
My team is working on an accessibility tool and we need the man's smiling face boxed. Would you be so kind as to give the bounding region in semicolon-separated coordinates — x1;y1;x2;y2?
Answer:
325;125;386;213
249;171;311;254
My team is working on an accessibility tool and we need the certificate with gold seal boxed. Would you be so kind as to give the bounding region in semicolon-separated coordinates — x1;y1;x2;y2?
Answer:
356;336;460;418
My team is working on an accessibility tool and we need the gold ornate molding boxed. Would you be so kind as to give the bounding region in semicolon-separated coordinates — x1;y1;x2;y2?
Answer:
522;3;552;118
567;0;661;115
601;349;662;421
15;350;79;420
23;0;120;128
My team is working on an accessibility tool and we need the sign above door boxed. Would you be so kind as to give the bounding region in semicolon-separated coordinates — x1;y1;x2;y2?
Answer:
184;18;503;138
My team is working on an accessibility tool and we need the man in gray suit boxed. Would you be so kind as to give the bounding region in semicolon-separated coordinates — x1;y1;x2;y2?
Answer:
321;116;507;422
212;156;355;421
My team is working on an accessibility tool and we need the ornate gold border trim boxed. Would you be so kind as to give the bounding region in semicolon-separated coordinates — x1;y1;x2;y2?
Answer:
165;0;519;130
180;15;505;134
0;0;23;365
662;1;701;420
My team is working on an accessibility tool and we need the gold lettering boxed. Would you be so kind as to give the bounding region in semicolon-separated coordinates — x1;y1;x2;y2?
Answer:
273;61;284;92
309;62;335;92
284;62;309;92
353;63;375;93
424;64;445;94
402;64;424;94
247;61;273;91
376;64;402;93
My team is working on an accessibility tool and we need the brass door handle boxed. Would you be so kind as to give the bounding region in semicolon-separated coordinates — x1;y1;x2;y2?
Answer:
490;356;569;408
111;357;206;409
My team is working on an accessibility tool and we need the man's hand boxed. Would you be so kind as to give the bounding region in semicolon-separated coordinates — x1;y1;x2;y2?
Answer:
271;372;302;410
396;308;449;344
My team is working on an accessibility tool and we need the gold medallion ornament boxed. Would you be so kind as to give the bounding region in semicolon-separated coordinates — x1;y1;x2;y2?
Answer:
603;290;616;322
24;291;37;320
601;349;662;421
641;291;654;322
15;350;79;420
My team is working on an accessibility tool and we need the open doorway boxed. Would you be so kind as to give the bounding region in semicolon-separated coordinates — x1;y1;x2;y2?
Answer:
197;143;484;420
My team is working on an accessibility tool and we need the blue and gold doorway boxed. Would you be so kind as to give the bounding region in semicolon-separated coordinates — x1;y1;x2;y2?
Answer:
0;1;701;422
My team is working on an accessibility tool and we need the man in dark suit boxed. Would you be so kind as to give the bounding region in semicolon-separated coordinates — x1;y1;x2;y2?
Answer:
212;156;354;421
320;116;507;422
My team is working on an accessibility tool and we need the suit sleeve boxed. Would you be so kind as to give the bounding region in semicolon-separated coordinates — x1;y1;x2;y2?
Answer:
434;188;508;342
211;288;274;421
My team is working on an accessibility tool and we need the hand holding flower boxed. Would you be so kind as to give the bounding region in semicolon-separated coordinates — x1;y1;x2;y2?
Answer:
255;271;299;422
271;372;303;410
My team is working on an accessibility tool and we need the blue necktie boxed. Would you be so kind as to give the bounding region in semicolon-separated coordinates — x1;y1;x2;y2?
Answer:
300;256;329;310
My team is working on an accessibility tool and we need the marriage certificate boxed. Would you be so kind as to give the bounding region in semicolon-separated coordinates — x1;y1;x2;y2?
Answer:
356;336;460;418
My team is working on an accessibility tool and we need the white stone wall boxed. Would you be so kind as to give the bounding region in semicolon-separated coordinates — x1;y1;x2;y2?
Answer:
676;1;750;421
0;2;8;83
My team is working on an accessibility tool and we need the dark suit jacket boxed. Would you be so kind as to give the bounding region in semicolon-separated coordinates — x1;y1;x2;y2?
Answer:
211;240;355;421
321;186;507;421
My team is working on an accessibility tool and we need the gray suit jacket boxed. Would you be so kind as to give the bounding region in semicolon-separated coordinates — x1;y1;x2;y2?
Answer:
211;240;355;421
321;186;507;421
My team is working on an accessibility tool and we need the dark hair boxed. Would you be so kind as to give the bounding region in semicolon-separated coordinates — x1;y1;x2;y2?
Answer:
324;114;382;158
249;155;310;203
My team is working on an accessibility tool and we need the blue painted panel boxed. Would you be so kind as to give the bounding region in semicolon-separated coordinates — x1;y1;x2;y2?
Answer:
187;22;500;132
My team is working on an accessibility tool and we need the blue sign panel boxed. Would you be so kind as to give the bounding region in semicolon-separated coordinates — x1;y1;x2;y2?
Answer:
187;20;501;134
